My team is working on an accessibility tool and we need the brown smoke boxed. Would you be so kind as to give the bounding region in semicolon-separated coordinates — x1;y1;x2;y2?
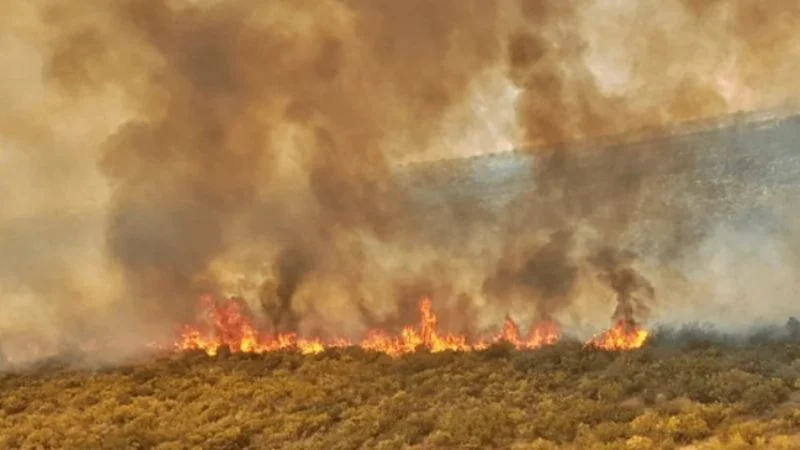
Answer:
35;0;507;332
589;247;655;327
481;0;800;328
1;0;800;363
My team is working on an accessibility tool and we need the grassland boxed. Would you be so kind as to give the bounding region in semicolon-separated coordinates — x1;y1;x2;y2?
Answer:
1;336;800;450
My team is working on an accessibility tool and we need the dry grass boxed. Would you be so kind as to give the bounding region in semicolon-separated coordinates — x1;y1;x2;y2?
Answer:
1;339;800;449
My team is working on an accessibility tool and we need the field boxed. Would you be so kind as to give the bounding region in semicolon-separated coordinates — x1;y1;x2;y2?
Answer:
2;335;800;450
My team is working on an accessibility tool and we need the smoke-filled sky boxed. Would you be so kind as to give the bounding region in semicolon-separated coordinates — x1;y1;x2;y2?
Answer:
2;0;800;363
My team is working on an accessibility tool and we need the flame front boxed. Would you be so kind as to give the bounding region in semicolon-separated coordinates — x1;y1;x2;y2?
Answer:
176;295;646;357
586;319;649;351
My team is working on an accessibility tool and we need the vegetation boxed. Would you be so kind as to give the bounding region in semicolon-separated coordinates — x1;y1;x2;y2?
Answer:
2;339;800;449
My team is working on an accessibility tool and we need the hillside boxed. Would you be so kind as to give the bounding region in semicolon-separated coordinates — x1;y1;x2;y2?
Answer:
2;338;800;449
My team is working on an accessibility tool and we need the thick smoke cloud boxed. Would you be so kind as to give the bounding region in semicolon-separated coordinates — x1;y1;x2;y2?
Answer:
40;0;505;324
1;0;800;363
483;0;800;330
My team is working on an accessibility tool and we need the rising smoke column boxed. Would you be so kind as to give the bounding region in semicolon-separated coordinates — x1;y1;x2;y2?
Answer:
483;0;800;329
38;0;506;332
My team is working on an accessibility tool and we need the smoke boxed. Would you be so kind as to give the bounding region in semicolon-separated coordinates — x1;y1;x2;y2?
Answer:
259;247;315;333
2;0;800;365
481;0;800;333
588;247;655;327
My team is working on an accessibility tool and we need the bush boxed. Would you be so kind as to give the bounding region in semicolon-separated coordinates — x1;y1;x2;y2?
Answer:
1;342;799;448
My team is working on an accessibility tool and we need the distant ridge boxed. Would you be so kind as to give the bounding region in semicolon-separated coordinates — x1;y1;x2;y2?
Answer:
395;103;800;223
396;102;800;171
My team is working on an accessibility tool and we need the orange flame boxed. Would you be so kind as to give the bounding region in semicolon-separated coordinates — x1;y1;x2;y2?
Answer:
586;319;649;351
175;295;646;357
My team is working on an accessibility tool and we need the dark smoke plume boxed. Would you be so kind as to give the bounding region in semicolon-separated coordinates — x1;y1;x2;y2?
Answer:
38;0;505;327
1;0;800;364
484;230;579;322
481;0;800;328
258;247;315;333
589;247;655;327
